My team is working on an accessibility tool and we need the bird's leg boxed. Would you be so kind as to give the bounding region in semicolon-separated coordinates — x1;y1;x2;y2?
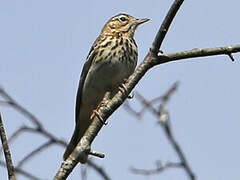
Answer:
91;109;106;125
90;91;111;125
119;78;134;99
119;78;128;94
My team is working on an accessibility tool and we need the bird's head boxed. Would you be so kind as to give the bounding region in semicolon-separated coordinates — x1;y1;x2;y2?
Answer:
101;13;149;38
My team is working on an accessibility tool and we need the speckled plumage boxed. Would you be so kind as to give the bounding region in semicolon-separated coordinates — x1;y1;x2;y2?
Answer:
63;13;149;160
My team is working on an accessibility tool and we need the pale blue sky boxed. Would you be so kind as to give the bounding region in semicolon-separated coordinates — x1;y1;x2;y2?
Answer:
1;0;240;180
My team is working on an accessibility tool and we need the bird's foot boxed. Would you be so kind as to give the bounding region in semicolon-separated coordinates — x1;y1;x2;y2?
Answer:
119;79;133;99
119;83;127;94
119;78;128;95
90;92;111;125
90;109;108;125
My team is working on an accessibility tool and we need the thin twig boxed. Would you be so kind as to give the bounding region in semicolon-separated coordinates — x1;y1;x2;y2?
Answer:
0;127;25;155
0;88;43;128
159;45;240;65
0;161;41;180
135;92;159;116
228;53;235;61
0;111;16;180
17;140;55;168
129;82;195;179
151;0;184;54
131;162;182;175
158;83;195;180
87;159;111;180
12;126;66;147
123;102;142;119
162;120;195;180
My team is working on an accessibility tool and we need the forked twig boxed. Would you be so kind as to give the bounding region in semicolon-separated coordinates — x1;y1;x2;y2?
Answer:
129;82;195;180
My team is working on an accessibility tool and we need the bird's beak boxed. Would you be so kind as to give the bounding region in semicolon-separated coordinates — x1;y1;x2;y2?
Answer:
135;18;150;26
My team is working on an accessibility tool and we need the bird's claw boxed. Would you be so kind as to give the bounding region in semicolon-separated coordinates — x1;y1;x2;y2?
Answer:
127;92;134;99
119;78;129;95
119;83;128;95
90;109;108;125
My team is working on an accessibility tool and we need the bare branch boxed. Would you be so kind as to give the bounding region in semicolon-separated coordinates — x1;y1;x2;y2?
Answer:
131;161;182;175
17;140;55;168
0;89;111;180
135;92;159;116
0;161;41;180
0;127;25;154
0;111;16;180
123;101;142;119
128;82;195;179
87;159;111;180
0;88;43;129
151;0;185;54
158;44;240;65
158;83;196;180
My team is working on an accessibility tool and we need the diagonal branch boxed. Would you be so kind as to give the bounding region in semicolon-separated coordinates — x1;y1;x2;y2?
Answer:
162;119;195;180
0;111;16;180
151;0;184;53
87;159;111;180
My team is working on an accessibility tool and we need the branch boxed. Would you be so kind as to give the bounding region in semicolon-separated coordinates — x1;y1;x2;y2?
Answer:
159;45;240;64
0;111;16;180
0;88;111;179
158;83;195;180
131;161;182;175
87;159;111;180
129;83;195;180
0;88;43;129
151;0;184;53
0;161;41;180
0;125;25;156
17;140;55;168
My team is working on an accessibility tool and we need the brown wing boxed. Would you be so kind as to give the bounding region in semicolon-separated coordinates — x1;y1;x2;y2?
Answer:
75;36;101;123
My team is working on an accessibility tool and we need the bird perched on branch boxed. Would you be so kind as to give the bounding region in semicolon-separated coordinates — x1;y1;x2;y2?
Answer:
63;13;149;160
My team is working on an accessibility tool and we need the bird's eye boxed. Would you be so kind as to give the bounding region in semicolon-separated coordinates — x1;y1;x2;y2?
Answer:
119;16;127;22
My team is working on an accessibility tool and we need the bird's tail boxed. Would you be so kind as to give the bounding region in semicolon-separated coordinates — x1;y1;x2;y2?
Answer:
63;126;82;160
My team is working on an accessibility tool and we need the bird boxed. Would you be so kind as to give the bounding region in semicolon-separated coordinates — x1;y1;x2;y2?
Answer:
63;13;149;160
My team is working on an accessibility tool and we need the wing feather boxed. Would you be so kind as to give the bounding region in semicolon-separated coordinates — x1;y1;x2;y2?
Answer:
75;36;101;123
